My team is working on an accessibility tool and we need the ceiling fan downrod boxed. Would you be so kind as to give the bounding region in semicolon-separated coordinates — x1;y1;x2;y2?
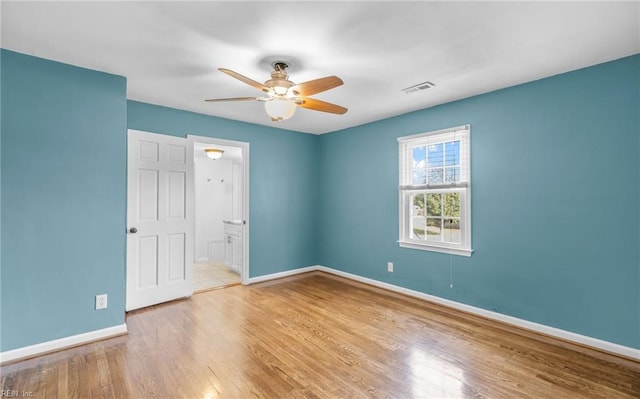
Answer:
270;62;290;80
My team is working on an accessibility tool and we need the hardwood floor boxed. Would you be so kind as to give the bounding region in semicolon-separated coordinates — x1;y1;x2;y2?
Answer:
1;272;639;398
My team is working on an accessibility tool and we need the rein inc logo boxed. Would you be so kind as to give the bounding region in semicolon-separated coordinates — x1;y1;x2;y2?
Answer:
1;391;33;398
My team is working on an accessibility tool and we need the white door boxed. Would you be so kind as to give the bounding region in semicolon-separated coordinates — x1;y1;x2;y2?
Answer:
126;129;194;311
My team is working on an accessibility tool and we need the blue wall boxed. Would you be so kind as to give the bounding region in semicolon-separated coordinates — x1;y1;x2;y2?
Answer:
2;48;638;352
1;50;127;351
127;101;320;278
0;50;320;351
318;54;640;349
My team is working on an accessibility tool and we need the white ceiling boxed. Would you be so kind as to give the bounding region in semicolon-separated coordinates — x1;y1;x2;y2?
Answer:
2;1;638;134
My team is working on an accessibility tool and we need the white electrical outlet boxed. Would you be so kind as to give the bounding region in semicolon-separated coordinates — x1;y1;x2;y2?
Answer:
387;262;394;272
95;294;108;310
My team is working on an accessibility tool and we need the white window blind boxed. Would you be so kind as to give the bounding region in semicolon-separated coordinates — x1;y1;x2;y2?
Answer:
399;125;470;189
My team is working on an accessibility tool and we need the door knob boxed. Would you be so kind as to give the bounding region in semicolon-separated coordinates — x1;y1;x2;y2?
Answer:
129;227;138;234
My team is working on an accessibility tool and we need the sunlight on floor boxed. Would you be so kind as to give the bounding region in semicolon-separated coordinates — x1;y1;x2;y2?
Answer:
410;348;464;398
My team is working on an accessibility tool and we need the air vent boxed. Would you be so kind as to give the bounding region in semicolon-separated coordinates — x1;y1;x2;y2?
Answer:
402;81;436;94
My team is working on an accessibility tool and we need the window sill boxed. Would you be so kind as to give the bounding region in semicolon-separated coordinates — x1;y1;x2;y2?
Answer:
398;241;473;257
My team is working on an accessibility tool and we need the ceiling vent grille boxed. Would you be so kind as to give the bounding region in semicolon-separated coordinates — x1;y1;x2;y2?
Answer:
402;81;436;94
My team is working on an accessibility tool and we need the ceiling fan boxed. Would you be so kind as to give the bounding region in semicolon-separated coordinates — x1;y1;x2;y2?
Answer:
205;62;347;122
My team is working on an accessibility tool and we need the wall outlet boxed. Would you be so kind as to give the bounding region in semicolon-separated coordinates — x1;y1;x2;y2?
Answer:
387;262;394;272
95;294;108;310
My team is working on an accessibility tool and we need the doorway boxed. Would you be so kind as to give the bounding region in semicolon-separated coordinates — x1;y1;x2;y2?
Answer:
126;130;249;312
190;135;249;291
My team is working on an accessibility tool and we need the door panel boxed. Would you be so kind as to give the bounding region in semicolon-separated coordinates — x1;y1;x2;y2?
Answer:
168;233;186;281
168;171;186;219
127;129;194;311
137;235;159;287
139;140;159;161
138;169;158;220
167;144;186;163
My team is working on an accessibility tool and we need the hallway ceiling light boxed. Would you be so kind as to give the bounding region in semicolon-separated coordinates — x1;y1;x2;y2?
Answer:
204;148;224;160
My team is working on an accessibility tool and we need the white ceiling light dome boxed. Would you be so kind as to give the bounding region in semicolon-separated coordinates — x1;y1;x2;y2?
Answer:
264;98;297;122
204;148;224;160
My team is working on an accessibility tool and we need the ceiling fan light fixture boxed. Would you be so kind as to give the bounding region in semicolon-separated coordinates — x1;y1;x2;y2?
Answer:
272;85;289;96
264;98;296;122
204;148;224;160
207;63;347;119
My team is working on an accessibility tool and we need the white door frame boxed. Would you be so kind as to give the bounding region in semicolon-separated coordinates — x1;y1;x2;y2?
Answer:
188;135;250;285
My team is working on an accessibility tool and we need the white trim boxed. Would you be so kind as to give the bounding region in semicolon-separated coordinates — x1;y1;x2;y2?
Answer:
397;124;470;143
314;266;640;361
399;182;469;190
7;266;635;364
0;324;128;365
187;134;250;286
247;264;640;361
398;241;473;257
247;265;319;284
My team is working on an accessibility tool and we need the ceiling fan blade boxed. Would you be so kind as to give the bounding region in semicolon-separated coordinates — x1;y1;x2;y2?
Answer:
205;97;261;102
296;97;348;114
290;76;343;96
218;68;270;93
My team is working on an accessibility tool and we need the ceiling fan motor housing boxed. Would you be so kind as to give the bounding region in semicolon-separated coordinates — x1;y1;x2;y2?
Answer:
266;62;294;96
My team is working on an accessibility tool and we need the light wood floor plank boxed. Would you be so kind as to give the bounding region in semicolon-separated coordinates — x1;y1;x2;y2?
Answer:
1;272;638;398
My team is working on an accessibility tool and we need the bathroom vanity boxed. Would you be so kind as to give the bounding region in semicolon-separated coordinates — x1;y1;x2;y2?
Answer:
223;220;243;274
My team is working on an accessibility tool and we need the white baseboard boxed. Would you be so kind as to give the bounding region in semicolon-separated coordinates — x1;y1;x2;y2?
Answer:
196;257;209;263
315;266;640;361
7;266;636;364
0;323;128;365
248;264;640;361
247;265;319;284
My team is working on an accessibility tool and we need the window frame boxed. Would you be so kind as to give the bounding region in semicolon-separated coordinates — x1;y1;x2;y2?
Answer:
398;125;473;257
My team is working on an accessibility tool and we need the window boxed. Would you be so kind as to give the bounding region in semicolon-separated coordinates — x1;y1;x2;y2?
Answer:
398;125;472;256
